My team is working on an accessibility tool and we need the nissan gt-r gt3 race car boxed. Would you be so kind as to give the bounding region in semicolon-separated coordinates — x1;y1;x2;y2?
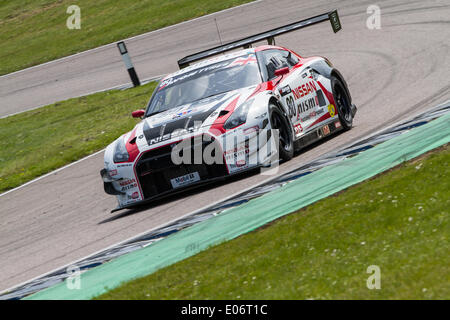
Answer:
101;10;357;212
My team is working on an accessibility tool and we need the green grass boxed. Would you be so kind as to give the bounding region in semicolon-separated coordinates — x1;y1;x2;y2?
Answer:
0;82;157;193
97;145;450;300
0;0;253;75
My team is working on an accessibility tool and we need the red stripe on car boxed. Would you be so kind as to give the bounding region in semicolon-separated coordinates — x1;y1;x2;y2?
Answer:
316;80;336;106
209;95;241;135
125;127;140;162
307;112;331;129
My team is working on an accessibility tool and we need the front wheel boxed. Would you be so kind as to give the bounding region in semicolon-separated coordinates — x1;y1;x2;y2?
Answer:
331;76;353;130
269;103;294;161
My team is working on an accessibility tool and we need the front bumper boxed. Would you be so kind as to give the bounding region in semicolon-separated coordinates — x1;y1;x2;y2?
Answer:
102;128;272;211
100;169;125;195
351;103;357;117
134;137;228;200
109;174;230;213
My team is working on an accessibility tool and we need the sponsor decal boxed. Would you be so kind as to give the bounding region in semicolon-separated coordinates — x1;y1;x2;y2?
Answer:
172;109;195;119
224;144;249;160
121;184;137;192
323;124;331;135
279;85;292;97
119;179;136;186
300;115;311;122
149;133;172;145
127;192;140;200
160;55;256;91
109;169;118;176
294;123;303;134
328;104;336;117
170;172;201;188
159;62;228;91
117;163;132;168
119;178;138;191
335;121;341;128
225;142;250;169
292;81;317;100
301;111;314;122
145;123;199;146
300;107;326;122
297;96;319;115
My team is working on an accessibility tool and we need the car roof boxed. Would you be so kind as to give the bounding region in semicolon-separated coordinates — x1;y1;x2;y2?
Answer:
163;47;259;81
162;45;293;81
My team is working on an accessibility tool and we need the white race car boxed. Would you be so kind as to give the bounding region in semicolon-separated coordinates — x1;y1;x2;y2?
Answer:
101;11;356;212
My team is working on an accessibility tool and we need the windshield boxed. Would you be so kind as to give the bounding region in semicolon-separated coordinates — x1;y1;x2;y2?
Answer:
146;54;261;116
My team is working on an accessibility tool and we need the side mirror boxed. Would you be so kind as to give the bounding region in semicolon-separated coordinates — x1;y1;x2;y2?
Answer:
274;67;289;77
131;109;145;118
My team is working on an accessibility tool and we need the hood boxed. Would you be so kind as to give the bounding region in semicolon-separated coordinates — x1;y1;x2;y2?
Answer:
137;86;257;146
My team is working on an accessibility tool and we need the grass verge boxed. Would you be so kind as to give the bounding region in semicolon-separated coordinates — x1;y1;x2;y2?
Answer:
0;82;156;193
97;145;449;299
0;0;253;75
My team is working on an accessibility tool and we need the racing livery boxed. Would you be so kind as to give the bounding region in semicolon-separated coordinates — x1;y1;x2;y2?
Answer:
101;11;357;211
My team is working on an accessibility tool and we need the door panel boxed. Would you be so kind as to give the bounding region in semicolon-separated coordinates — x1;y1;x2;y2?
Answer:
260;50;331;138
287;68;331;138
278;68;322;137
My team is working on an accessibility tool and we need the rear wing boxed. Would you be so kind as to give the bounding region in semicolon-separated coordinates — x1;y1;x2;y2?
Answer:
177;10;342;69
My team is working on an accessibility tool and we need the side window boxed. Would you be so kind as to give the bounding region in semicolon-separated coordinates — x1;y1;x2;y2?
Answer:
262;49;299;80
284;50;299;67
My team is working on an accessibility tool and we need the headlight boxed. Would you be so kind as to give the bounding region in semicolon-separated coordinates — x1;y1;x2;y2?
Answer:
223;99;253;130
113;136;129;163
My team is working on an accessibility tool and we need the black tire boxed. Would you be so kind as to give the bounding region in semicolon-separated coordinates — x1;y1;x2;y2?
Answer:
269;103;294;161
331;75;353;130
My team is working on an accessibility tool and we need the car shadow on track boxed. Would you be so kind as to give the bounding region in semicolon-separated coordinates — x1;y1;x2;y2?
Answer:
293;127;348;156
98;168;261;224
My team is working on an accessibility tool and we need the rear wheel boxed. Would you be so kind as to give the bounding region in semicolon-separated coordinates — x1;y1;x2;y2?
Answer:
269;103;294;161
331;76;353;130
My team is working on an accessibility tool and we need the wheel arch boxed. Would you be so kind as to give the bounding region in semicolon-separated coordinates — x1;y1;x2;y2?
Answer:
330;69;352;104
267;95;296;139
268;96;292;125
307;58;353;105
269;96;283;111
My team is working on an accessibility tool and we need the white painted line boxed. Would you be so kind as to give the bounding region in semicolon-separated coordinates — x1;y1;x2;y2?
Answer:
0;74;165;120
0;74;163;196
0;0;263;79
0;149;104;198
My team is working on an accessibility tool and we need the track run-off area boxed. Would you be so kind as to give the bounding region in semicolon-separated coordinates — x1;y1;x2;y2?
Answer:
0;0;449;293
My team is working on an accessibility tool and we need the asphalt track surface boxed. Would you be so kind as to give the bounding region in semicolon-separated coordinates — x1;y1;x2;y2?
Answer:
0;0;449;292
